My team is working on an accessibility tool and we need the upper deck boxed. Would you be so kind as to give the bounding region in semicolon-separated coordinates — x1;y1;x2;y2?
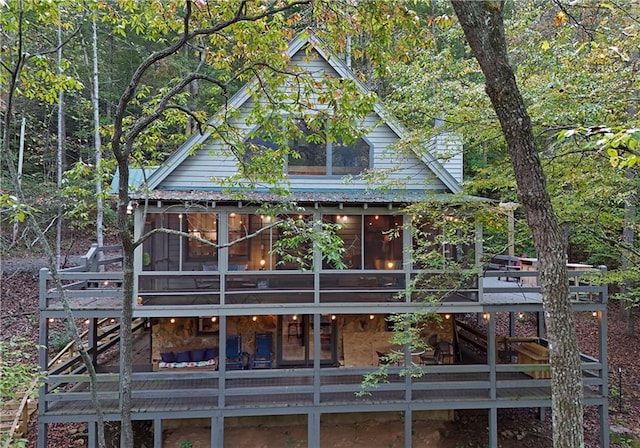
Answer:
40;245;607;317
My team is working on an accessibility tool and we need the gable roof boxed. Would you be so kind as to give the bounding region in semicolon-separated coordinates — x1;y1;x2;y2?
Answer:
144;29;461;194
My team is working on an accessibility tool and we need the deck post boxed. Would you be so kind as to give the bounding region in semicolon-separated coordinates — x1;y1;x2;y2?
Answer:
36;422;47;448
87;421;96;447
404;408;412;448
218;317;227;409
599;402;609;447
308;411;320;447
488;311;496;400
153;418;162;448
211;416;223;448
598;290;609;447
313;313;320;405
488;407;498;447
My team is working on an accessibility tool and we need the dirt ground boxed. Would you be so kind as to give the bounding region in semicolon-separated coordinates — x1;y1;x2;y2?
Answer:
161;409;554;448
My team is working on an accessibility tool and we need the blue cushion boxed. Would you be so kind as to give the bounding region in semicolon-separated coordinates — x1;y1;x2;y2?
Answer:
176;351;191;363
202;264;218;271
160;352;176;363
205;347;218;360
190;348;206;362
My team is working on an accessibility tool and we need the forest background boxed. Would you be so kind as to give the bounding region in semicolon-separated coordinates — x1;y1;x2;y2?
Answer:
1;0;640;447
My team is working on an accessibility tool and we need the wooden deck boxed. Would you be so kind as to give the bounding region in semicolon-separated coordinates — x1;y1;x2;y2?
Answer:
41;366;605;421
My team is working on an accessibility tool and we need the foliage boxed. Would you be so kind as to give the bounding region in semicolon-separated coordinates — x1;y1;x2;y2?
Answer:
62;160;117;229
0;337;42;402
358;201;486;395
272;214;346;270
49;328;73;353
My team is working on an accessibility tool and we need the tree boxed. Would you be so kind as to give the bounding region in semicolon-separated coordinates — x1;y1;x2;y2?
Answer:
451;2;582;447
1;2;109;446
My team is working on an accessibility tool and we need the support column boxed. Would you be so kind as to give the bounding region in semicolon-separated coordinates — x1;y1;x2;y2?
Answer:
488;311;496;400
598;290;609;447
404;408;412;448
599;403;609;448
488;407;498;448
218;317;227;409
37;422;47;448
313;313;320;405
308;412;320;448
212;415;223;448
87;421;96;447
37;313;49;448
153;418;162;448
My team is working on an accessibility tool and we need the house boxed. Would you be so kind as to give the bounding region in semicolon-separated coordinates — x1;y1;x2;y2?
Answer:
37;31;609;447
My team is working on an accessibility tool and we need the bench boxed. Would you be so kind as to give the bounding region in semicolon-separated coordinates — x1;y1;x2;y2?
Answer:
512;342;550;379
154;347;218;371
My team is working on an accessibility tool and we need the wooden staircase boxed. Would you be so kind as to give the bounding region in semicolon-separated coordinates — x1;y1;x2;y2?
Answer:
0;381;38;442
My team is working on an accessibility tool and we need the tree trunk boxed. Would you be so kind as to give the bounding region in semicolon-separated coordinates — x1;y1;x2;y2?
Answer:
451;2;582;447
621;168;636;336
92;18;105;252
57;22;65;269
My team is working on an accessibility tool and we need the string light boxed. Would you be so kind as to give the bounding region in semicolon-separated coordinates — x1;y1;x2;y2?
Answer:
369;314;375;320
170;318;176;324
252;316;258;322
444;314;451;320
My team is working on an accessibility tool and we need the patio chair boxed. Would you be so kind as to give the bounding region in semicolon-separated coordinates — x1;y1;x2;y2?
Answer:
225;334;245;370
435;341;454;364
250;332;273;369
419;345;441;365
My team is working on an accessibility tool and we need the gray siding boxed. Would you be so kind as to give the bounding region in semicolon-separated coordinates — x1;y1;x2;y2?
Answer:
157;48;454;193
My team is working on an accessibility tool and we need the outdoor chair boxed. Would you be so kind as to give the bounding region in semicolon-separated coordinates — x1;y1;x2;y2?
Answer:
419;345;441;365
225;334;245;370
250;332;273;369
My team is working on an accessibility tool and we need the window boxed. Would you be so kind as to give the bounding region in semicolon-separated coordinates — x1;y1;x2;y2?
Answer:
288;120;371;176
186;213;218;260
247;120;370;176
331;138;370;175
288;120;327;175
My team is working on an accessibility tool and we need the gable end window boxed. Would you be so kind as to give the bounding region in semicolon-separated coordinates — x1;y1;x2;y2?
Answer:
288;120;371;176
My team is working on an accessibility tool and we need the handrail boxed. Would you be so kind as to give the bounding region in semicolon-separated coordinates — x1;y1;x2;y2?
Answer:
41;361;606;415
47;319;146;378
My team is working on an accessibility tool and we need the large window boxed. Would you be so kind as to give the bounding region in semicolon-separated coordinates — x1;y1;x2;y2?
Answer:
288;120;370;176
186;213;218;261
364;215;403;270
246;120;370;176
321;214;403;270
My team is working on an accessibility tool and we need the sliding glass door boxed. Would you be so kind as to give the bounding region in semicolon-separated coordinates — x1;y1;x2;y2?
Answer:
278;315;336;367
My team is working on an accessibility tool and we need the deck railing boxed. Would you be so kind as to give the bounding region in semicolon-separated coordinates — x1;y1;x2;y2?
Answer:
40;361;606;417
40;245;607;311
